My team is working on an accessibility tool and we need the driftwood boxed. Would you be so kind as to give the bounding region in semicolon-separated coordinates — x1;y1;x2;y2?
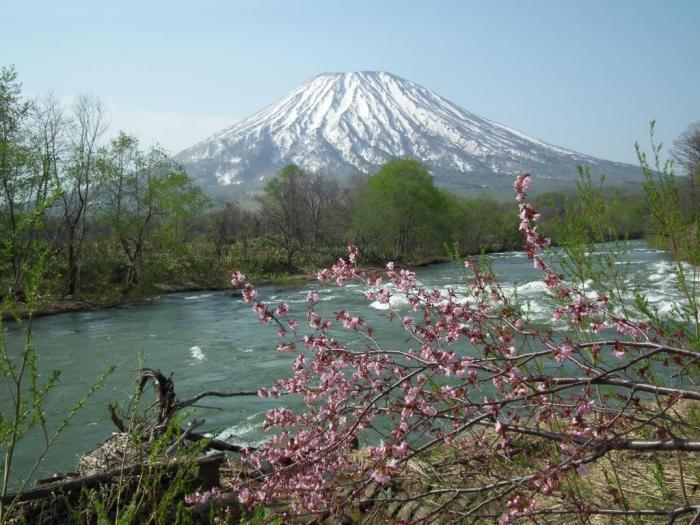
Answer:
0;368;262;525
184;430;253;453
136;368;177;437
3;369;259;511
122;368;258;451
107;368;259;455
1;453;225;505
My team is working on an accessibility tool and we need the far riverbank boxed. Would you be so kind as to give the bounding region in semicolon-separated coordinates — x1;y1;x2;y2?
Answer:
2;254;457;322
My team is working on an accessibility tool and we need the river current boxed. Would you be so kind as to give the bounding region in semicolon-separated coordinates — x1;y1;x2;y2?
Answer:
1;240;692;485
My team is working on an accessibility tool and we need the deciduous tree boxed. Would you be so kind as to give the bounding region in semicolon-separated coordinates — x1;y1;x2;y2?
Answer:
352;158;450;259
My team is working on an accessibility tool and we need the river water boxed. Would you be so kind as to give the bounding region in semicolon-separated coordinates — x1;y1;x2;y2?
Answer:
1;240;691;486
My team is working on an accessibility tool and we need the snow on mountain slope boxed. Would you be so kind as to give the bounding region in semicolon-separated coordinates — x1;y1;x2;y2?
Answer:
175;71;641;196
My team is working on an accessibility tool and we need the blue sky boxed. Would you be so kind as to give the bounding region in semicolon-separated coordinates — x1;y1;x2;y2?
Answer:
1;0;698;163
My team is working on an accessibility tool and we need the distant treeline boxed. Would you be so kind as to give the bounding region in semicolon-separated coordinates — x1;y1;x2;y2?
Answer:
239;159;654;278
2;65;698;306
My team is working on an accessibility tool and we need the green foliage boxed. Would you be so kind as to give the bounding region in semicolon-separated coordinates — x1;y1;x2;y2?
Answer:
446;193;521;254
539;123;699;351
637;121;700;344
535;172;647;245
352;158;451;259
0;65;57;301
96;133;209;290
150;170;210;249
650;458;673;502
259;164;309;271
240;505;282;525
227;235;293;276
1;284;113;522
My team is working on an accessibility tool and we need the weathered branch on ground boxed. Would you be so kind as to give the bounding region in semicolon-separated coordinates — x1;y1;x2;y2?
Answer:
108;402;126;432
469;504;700;524
185;431;256;453
528;375;700;401
498;422;700;452
166;419;205;457
135;368;176;433
1;453;225;505
107;368;258;456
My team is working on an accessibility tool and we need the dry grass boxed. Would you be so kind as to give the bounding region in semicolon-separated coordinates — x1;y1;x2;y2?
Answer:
76;432;147;477
225;401;700;524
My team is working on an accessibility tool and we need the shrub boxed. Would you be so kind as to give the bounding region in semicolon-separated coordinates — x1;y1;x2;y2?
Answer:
229;165;699;523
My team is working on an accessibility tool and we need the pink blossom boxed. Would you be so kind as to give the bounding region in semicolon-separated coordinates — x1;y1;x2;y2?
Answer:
368;275;382;286
576;399;596;417
230;270;247;287
344;316;361;330
421;405;438;416
347;244;360;264
224;172;681;518
513;173;532;201
242;284;256;303
615;320;637;336
613;343;626;358
371;470;391;485
392;441;409;459
554;343;574;363
276;302;289;315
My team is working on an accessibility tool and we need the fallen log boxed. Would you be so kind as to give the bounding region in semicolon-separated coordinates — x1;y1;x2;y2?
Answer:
1;452;225;505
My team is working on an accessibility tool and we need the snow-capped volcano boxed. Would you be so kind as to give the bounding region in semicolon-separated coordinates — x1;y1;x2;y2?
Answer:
175;71;641;196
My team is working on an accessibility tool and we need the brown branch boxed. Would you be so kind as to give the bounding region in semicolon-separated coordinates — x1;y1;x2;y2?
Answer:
527;375;700;401
1;453;224;505
108;403;126;432
165;419;204;457
499;422;700;452
184;430;256;453
174;389;259;411
468;504;700;523
578;340;698;360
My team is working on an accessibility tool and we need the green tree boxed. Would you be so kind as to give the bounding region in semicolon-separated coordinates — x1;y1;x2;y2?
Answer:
59;95;105;295
207;202;261;261
672;121;700;221
0;67;30;237
97;133;206;289
150;169;209;250
259;164;310;271
0;66;58;300
352;158;450;259
638;122;699;337
447;194;521;254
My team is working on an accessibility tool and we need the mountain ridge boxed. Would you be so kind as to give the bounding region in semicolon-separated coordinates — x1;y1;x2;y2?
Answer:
175;71;641;198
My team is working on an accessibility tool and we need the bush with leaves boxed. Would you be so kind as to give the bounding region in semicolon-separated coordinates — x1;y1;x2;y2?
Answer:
229;151;699;523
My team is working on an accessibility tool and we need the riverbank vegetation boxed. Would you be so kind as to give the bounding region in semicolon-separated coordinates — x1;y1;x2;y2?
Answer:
1;66;681;320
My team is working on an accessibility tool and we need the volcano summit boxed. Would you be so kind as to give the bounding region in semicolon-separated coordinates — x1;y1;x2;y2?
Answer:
175;71;641;197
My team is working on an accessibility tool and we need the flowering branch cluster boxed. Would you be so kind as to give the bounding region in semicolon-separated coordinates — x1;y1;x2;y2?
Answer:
227;174;698;523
